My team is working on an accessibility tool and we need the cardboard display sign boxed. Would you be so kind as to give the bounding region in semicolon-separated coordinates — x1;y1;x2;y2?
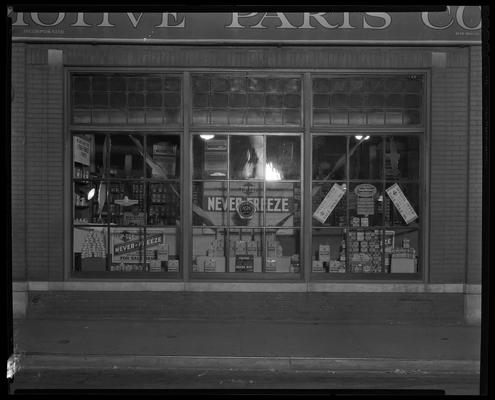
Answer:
313;183;346;224
386;183;418;224
73;136;91;166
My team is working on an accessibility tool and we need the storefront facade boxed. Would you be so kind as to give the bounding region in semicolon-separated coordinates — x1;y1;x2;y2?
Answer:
11;9;483;323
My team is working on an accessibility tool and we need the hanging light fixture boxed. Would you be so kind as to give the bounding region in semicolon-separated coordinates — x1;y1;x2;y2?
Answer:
355;135;370;141
200;134;215;141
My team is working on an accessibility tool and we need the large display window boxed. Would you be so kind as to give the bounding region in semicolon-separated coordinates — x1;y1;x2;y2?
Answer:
70;70;425;280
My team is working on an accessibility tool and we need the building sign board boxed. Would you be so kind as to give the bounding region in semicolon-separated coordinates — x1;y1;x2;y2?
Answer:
11;8;481;44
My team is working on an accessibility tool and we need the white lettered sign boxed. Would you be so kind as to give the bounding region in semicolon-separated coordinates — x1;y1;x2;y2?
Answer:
313;183;346;224
73;136;91;166
386;183;418;224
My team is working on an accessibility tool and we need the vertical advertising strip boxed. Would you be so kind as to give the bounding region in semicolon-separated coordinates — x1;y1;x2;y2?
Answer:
385;183;418;224
313;183;346;224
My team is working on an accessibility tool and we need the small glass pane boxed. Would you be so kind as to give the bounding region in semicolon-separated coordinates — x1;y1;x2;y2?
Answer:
230;136;264;180
128;110;145;124
164;109;181;125
312;182;347;227
192;109;209;124
193;77;210;93
404;110;421;125
73;111;91;124
264;228;300;273
313;78;331;92
313;110;330;125
109;228;145;272
73;180;106;224
73;76;91;91
147;184;180;225
313;136;347;180
108;181;145;225
227;228;264;273
265;182;301;227
128;93;145;108
266;136;301;180
229;110;245;124
348;182;384;227
212;77;230;92
388;228;419;273
265;94;283;108
193;135;228;179
74;92;92;108
330;111;348;125
128;77;144;91
164;77;181;91
74;226;108;272
313;94;330;108
229;182;264;227
109;111;126;124
284;109;301;125
211;109;228;124
146;135;180;179
349;111;366;125
264;110;283;125
312;228;346;273
229;94;247;108
145;227;180;273
146;76;162;91
349;136;383;180
146;93;162;107
367;111;385;125
193;228;227;272
92;111;110;124
109;135;144;179
347;228;385;273
211;93;228;107
110;76;126;91
145;109;164;124
248;77;265;91
193;181;228;226
385;136;420;180
93;92;109;108
163;93;181;107
248;94;265;107
92;76;108;91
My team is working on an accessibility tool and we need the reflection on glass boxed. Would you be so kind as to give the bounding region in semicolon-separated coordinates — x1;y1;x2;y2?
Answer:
108;182;145;225
348;182;383;227
385;137;419;180
146;135;180;179
266;136;300;180
74;180;107;224
148;182;180;226
193;181;228;226
230;136;264;179
312;228;347;273
192;227;227;272
349;136;383;180
74;226;108;272
265;228;300;273
193;135;228;179
109;135;144;179
312;136;347;180
265;182;300;227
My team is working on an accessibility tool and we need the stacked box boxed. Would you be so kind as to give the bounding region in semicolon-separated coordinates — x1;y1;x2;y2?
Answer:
290;254;300;273
156;243;169;261
266;240;277;258
266;258;277;272
351;217;360;227
167;259;179;272
274;257;290;272
312;260;324;272
149;260;162;272
361;217;369;227
235;240;247;255
318;244;331;263
214;238;225;256
246;241;258;256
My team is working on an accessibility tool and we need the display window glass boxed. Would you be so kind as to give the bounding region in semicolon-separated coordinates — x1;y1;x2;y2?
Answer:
311;133;422;277
191;133;302;275
71;71;424;280
72;128;181;276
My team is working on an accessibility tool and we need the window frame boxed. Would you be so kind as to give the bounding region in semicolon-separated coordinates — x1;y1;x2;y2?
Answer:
65;67;429;283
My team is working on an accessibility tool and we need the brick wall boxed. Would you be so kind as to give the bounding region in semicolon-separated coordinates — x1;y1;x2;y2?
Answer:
11;43;27;281
23;46;65;281
429;54;470;283
11;44;478;284
466;46;482;284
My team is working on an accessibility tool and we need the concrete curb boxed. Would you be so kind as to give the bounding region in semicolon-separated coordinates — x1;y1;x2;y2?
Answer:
18;354;480;375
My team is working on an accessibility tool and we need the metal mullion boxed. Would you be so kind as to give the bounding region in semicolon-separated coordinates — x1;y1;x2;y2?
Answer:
226;135;231;272
182;72;192;281
303;72;312;283
382;135;386;274
142;134;147;273
345;135;350;274
262;135;267;274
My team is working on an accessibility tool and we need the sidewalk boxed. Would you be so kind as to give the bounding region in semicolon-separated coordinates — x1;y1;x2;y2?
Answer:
12;318;481;374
